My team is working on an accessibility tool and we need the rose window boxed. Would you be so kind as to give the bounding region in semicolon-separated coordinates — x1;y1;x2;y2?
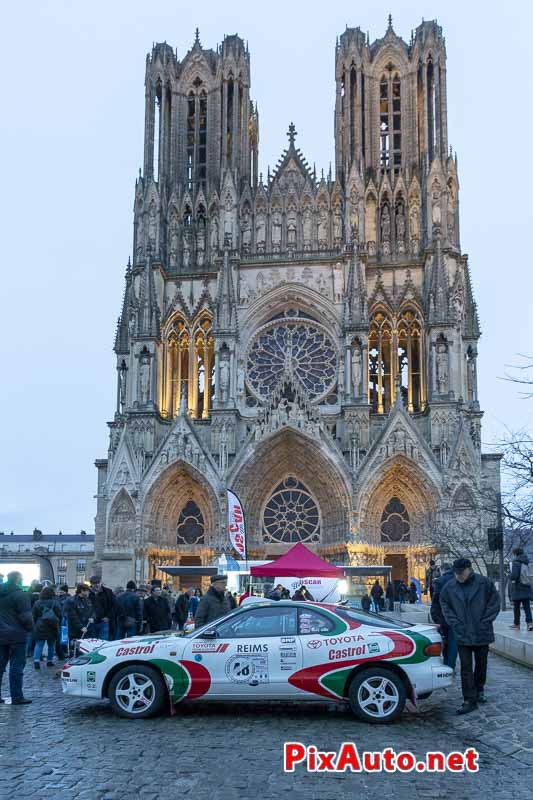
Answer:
380;497;410;543
262;476;321;544
246;318;337;402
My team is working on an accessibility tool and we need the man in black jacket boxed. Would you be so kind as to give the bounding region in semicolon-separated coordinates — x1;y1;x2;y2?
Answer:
195;575;230;628
430;563;457;669
174;588;190;631
115;581;143;638
0;572;34;704
440;557;500;715
143;586;172;633
88;577;115;641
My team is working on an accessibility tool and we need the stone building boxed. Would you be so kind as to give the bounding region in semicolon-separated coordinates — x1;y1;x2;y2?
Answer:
0;530;95;588
93;20;501;587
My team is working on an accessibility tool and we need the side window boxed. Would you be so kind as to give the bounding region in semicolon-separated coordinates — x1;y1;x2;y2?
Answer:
298;608;336;635
214;607;297;638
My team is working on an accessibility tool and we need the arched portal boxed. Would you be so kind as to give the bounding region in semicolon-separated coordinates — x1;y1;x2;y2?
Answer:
230;428;352;558
356;456;439;581
142;461;221;583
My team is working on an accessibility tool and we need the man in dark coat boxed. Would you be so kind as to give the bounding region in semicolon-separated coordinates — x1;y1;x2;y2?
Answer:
115;581;143;638
64;584;92;641
143;586;172;633
88;577;115;640
440;557;500;715
195;575;231;628
32;586;61;667
0;571;33;704
174;588;190;631
431;563;457;669
509;547;533;631
370;581;383;613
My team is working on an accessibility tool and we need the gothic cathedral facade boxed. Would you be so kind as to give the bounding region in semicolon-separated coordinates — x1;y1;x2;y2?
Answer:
93;20;501;586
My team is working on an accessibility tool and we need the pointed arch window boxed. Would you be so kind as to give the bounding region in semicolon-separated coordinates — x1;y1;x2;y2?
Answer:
186;81;208;191
379;70;402;174
163;312;214;419
368;307;425;414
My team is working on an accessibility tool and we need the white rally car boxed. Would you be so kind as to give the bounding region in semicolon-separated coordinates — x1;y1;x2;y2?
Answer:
62;601;452;724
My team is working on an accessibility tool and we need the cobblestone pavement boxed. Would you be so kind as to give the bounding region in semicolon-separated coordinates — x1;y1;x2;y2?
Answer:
1;652;532;800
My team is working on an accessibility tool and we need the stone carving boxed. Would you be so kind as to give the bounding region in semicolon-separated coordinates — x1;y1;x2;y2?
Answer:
431;179;442;227
287;210;297;250
182;230;191;268
351;342;363;399
148;201;157;249
435;339;449;395
332;262;343;303
447;178;457;241
210;215;219;257
237;359;246;399
255;208;266;252
395;201;406;253
317;203;328;248
219;424;228;472
338;358;345;397
169;210;179;267
139;356;151;404
349;189;359;242
333;202;343;243
196;219;206;266
224;193;234;241
240;206;252;254
302;206;313;249
467;350;476;403
219;353;230;403
271;208;282;251
136;212;144;257
380;204;391;254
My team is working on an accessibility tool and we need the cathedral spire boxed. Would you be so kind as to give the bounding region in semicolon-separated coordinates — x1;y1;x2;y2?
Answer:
344;249;368;328
114;260;135;353
215;245;238;333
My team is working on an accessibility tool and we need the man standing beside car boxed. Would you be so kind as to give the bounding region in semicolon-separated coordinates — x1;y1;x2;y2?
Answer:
440;557;500;715
0;571;34;704
195;575;230;628
88;577;115;641
431;562;457;669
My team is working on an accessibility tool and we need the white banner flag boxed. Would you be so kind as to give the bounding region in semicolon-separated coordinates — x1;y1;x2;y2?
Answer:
227;489;246;560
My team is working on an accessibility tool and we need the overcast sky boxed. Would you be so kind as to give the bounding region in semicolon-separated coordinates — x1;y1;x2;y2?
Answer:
1;0;531;534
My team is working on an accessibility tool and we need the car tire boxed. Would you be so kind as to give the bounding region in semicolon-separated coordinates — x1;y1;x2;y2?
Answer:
417;691;432;700
108;664;167;719
348;667;406;724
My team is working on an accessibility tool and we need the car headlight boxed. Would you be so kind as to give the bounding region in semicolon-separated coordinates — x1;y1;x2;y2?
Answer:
67;655;92;666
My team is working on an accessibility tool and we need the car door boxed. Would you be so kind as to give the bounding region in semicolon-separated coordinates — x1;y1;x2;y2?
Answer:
183;605;301;699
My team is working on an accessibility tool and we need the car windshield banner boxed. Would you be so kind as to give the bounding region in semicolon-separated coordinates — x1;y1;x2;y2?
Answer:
227;489;247;560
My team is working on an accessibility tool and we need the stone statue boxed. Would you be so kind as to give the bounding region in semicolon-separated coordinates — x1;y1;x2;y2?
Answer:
219;356;230;403
237;360;245;399
333;203;343;242
317;205;328;246
380;204;391;243
431;181;442;227
224;194;234;240
119;368;127;411
255;209;266;252
210;215;219;257
219;425;228;472
240;207;252;253
148;202;157;248
196;221;206;267
136;213;144;256
139;358;150;404
302;207;313;249
271;209;282;250
182;231;191;268
287;211;297;249
351;345;362;399
435;341;449;395
169;213;179;267
349;190;359;241
396;203;406;241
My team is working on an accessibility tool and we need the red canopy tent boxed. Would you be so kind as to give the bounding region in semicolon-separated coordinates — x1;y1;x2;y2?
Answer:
250;542;342;578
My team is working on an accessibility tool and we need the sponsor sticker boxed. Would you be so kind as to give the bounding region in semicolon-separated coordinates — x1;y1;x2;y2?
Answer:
307;640;322;650
115;644;156;657
194;654;203;662
367;642;380;654
281;637;296;644
328;644;367;661
236;643;268;654
191;642;229;653
225;655;269;684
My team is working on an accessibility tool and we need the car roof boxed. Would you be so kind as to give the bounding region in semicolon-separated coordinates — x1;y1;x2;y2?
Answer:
237;600;339;612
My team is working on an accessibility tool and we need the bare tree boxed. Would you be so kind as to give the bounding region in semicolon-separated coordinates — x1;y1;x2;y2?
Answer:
501;354;533;399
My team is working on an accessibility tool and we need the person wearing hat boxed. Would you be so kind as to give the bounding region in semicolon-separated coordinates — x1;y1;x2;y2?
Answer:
87;576;115;641
194;575;231;628
440;557;500;715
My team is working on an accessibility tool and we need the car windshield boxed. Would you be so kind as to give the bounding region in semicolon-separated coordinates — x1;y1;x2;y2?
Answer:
335;605;413;630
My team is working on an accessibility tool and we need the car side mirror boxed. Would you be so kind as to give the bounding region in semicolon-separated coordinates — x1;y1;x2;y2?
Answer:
201;629;217;639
